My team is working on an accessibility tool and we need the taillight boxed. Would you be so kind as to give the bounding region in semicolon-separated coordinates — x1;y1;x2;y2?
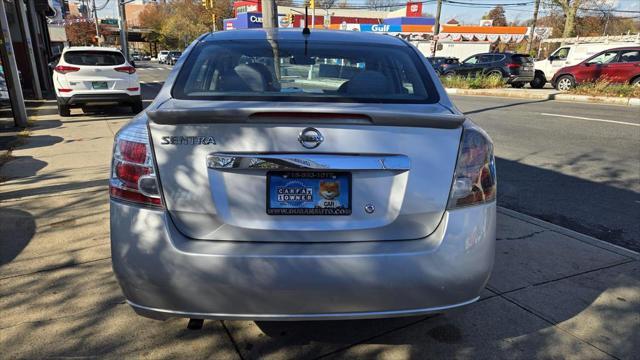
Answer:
447;121;496;209
110;120;163;207
54;65;80;74
507;63;521;69
115;65;136;74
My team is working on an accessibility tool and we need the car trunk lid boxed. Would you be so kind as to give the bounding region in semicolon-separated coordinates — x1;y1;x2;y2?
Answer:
147;100;464;242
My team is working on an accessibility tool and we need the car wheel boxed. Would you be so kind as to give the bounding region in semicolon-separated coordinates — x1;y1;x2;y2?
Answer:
58;103;70;117
444;71;455;79
487;70;502;79
631;77;640;86
555;75;575;91
530;73;546;89
511;82;525;88
131;100;143;114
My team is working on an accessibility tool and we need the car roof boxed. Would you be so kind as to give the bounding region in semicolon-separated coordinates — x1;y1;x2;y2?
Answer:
63;46;123;53
598;46;640;51
202;28;407;47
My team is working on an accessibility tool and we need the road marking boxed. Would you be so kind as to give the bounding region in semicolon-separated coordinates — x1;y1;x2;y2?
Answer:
540;113;640;127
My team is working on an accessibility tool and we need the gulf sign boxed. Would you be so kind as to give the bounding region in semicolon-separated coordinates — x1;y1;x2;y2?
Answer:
360;24;402;32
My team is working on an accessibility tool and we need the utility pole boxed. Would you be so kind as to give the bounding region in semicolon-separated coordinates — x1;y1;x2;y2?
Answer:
118;0;129;59
430;0;442;57
311;0;315;28
92;0;101;45
261;0;278;29
526;0;540;54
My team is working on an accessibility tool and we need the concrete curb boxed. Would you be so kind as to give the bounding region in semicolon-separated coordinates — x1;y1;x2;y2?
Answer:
498;206;640;261
446;88;640;106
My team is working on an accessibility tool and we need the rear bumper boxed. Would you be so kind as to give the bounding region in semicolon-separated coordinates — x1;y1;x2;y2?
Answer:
507;74;535;83
57;93;141;106
111;201;496;321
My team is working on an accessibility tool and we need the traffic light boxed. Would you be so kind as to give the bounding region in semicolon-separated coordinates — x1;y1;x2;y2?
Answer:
309;0;314;9
202;0;213;9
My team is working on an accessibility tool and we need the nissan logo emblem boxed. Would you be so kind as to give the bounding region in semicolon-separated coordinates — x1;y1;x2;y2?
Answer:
298;127;324;149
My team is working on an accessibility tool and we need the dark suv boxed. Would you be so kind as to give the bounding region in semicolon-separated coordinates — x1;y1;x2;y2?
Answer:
443;53;535;88
427;57;459;75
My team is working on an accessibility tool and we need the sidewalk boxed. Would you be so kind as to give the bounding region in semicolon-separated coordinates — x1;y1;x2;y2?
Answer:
1;104;638;359
446;87;640;106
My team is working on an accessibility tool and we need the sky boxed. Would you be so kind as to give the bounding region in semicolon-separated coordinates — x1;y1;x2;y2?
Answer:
86;0;640;25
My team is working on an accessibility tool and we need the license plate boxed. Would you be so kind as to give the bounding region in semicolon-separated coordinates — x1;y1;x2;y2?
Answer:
92;81;108;89
267;171;352;215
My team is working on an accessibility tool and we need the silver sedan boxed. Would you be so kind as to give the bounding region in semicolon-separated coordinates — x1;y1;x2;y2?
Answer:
109;29;496;321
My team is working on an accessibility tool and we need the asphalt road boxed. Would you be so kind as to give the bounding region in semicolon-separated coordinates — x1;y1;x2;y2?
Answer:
452;95;640;251
135;61;640;251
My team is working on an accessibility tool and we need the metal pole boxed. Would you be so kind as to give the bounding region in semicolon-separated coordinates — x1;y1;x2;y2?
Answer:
16;0;42;99
0;0;28;127
261;0;278;29
118;0;129;59
92;0;101;45
430;0;442;57
526;0;540;54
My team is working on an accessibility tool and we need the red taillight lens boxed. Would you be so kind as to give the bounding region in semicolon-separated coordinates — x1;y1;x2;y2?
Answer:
114;65;136;74
126;87;140;92
110;123;163;208
447;122;496;209
58;88;73;93
507;63;521;69
119;140;147;163
54;65;80;74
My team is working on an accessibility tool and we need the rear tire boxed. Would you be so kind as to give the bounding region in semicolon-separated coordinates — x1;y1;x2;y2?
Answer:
487;70;502;79
511;82;525;88
444;71;455;79
555;75;575;91
530;72;546;89
131;100;143;114
631;77;640;86
58;103;70;117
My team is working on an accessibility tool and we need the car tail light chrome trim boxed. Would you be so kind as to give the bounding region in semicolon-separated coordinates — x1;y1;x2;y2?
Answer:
447;121;496;209
54;65;80;74
115;65;136;74
110;120;163;208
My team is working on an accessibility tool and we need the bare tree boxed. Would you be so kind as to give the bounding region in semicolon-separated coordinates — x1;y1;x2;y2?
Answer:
366;0;398;11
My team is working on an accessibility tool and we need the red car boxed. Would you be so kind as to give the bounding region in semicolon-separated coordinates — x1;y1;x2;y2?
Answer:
552;47;640;91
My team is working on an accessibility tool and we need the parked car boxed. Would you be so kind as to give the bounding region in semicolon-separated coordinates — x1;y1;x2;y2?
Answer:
166;51;182;65
531;40;639;89
443;52;535;88
110;29;496;322
427;56;459;75
552;47;640;91
158;50;170;64
131;52;141;62
142;54;151;61
53;47;142;116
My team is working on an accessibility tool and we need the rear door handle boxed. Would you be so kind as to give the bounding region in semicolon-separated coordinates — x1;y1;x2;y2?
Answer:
207;153;411;171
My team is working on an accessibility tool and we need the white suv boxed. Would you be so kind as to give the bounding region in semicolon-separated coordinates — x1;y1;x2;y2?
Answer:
157;50;170;64
53;47;142;117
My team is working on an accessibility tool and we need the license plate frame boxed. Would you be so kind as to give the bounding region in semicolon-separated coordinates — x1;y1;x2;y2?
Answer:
266;171;352;216
92;81;108;90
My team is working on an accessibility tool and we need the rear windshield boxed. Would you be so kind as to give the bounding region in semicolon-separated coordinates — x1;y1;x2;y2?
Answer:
170;52;182;56
172;40;438;103
511;54;533;64
64;51;125;66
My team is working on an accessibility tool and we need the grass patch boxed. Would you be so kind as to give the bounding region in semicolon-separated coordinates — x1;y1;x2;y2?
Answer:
440;74;506;89
570;79;640;98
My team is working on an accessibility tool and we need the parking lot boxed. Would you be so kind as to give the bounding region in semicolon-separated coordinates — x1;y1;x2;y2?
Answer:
0;60;638;358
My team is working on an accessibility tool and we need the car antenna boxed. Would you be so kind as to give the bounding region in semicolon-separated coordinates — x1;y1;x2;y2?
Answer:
303;5;310;35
